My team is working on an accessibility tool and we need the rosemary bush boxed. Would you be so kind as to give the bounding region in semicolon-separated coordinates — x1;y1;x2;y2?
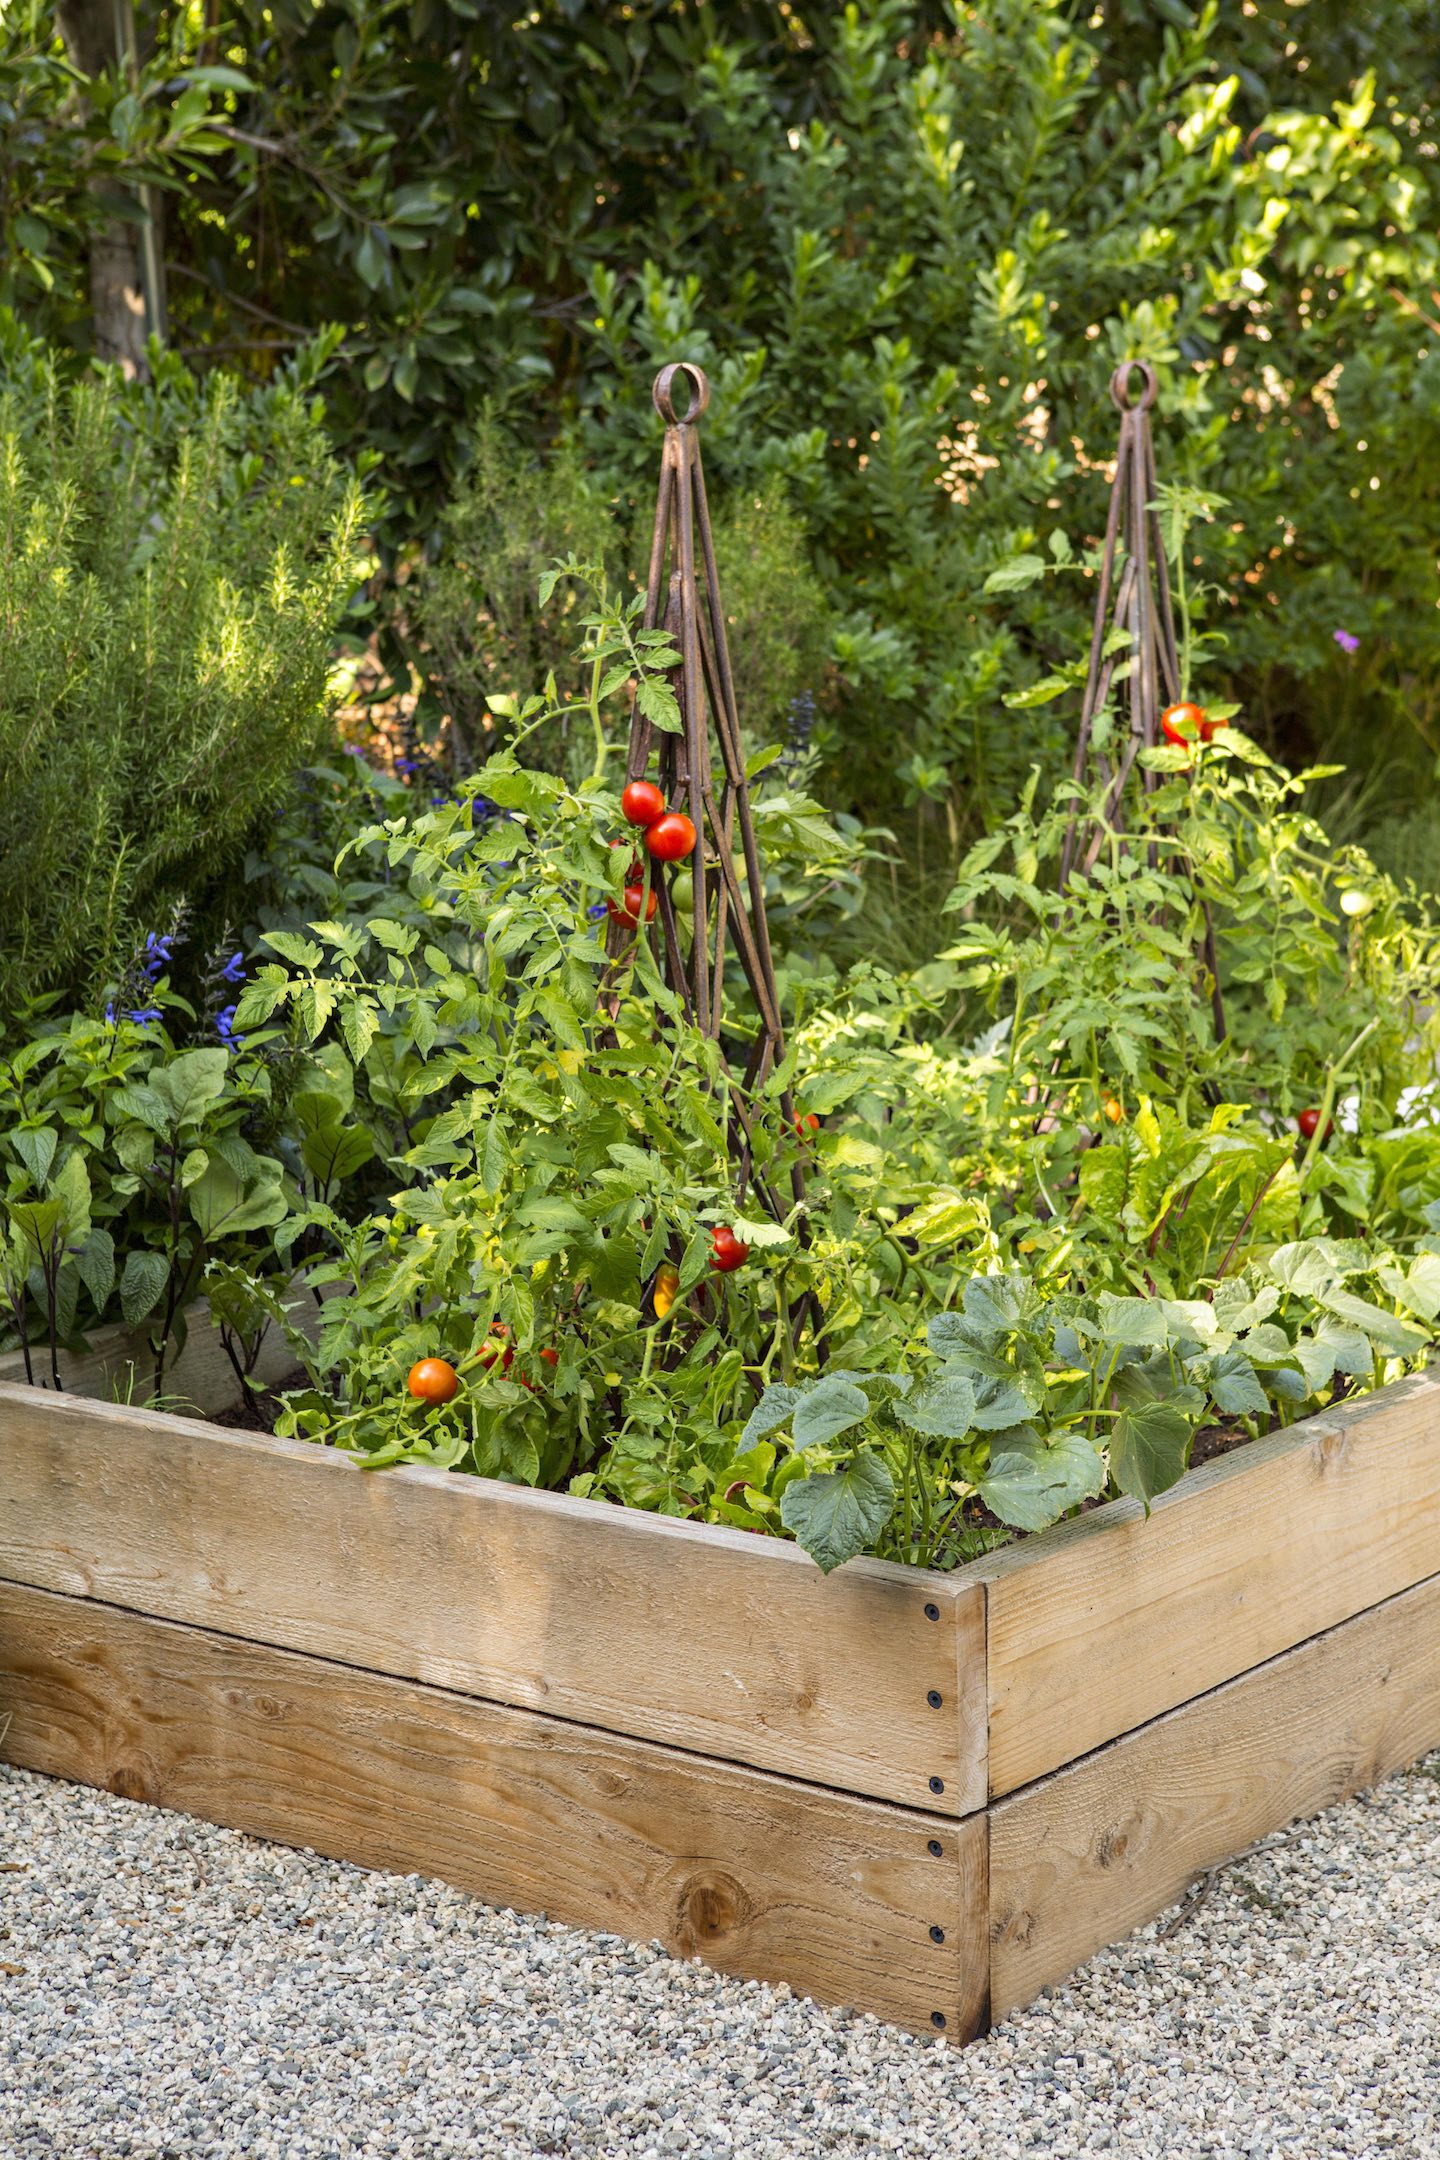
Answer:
0;324;366;1019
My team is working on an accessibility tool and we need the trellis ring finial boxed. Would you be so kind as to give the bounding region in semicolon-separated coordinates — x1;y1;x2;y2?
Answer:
1109;360;1159;414
652;362;710;427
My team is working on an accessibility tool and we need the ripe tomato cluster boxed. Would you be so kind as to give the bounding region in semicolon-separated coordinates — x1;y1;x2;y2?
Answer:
608;780;699;933
620;779;697;862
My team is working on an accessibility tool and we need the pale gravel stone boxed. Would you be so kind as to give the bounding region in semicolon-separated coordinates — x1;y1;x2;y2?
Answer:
2;1755;1439;2158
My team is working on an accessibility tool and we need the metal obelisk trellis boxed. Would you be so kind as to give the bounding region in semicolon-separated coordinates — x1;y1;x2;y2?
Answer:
1058;359;1226;1043
1058;360;1181;889
617;362;804;1217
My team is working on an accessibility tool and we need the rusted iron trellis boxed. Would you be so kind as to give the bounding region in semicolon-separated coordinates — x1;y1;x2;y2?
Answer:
1058;360;1181;887
1059;359;1226;1043
615;362;805;1220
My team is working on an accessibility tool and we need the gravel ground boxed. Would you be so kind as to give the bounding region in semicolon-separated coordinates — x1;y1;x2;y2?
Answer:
3;1757;1439;2160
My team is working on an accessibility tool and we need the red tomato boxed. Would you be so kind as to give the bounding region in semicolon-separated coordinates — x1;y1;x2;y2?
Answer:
539;1347;559;1367
478;1325;514;1373
710;1225;750;1273
407;1357;459;1405
1161;700;1226;748
645;811;698;862
608;883;657;927
621;779;667;827
794;1111;820;1139
1297;1107;1335;1142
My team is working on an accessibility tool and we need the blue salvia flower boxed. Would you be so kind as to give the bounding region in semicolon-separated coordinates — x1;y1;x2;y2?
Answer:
220;951;246;985
104;997;161;1028
142;931;176;982
215;1004;244;1050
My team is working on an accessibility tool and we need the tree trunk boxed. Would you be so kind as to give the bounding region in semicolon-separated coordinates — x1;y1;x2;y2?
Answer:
55;0;155;377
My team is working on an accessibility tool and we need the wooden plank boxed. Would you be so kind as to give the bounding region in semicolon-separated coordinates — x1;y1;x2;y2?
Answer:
0;1385;986;1817
988;1567;1440;2021
0;1579;989;2043
0;1289;322;1414
967;1372;1440;1796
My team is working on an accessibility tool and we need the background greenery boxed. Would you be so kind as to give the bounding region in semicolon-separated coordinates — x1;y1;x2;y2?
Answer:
2;0;1439;990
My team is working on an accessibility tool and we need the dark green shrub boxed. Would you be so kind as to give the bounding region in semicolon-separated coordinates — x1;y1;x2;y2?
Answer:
400;426;620;765
400;428;835;769
0;325;365;1016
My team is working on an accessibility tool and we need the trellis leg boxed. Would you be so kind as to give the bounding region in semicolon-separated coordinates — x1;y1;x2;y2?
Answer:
1060;359;1227;1046
612;362;801;1227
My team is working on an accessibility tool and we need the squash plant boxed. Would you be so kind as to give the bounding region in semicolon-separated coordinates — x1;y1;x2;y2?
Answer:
755;1237;1440;1571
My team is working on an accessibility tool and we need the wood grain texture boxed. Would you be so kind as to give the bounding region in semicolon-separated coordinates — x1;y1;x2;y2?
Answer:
0;1580;989;2043
988;1567;1440;2020
0;1385;986;1816
966;1372;1440;1796
0;1291;319;1414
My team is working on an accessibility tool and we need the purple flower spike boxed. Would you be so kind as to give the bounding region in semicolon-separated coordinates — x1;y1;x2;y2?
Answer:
215;1003;245;1050
1333;629;1360;654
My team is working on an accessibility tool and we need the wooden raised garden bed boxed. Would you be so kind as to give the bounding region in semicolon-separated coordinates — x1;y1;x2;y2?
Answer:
3;1325;1440;2041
